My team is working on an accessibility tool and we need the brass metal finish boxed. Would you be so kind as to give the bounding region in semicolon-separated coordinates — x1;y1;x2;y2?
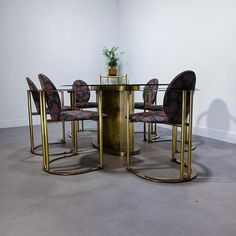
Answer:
92;84;139;92
27;90;35;153
172;125;177;160
180;91;186;180
126;91;131;168
98;91;103;168
187;90;194;177
60;90;66;143
96;85;140;156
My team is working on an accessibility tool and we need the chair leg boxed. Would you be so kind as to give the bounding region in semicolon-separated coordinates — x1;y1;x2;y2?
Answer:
98;91;104;168
126;92;131;169
179;91;187;181
187;90;194;178
172;125;177;160
40;91;49;172
27;91;35;153
81;120;84;131
143;122;147;141
72;121;78;155
61;122;66;143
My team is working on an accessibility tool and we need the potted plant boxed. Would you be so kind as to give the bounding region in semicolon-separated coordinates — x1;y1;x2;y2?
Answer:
103;46;121;76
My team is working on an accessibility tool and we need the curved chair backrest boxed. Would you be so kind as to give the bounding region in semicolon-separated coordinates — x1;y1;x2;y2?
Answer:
143;78;159;104
163;70;196;124
38;73;61;120
72;80;90;103
26;77;40;113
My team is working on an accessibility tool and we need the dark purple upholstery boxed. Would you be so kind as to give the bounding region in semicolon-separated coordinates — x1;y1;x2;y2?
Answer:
135;103;163;111
163;70;196;124
134;78;160;110
39;74;61;120
73;80;98;108
130;71;196;125
59;110;100;121
130;110;168;123
26;77;40;113
38;74;104;121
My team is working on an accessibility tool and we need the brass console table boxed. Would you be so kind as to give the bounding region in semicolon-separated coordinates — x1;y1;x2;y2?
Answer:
91;84;140;156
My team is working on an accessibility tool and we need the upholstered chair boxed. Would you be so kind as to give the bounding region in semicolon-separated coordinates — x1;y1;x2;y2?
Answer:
134;78;161;141
126;70;197;182
26;77;71;155
72;80;98;131
38;73;106;175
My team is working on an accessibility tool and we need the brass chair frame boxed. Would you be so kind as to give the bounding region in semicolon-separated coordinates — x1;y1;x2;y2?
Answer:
39;90;104;175
27;89;68;155
126;90;197;183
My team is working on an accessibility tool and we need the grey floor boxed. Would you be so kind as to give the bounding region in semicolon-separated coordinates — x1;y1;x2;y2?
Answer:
0;122;236;236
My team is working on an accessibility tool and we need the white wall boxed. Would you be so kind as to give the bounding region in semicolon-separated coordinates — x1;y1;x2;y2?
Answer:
117;0;236;143
1;0;236;144
0;0;118;128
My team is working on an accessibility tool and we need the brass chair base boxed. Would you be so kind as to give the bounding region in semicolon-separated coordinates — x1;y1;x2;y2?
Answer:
126;158;198;183
43;152;103;176
31;141;72;156
146;136;196;151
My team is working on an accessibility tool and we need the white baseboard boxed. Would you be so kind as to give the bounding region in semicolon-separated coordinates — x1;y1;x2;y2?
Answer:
193;126;236;144
0;118;40;129
1;119;236;144
158;124;236;144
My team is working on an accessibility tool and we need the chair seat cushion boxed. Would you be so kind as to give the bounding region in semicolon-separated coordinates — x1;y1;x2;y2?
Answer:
134;102;163;111
129;110;168;123
62;105;72;111
59;110;106;121
76;102;98;108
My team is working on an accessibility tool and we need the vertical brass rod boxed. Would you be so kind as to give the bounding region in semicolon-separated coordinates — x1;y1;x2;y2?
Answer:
39;91;45;170
148;123;151;141
126;91;131;169
143;123;147;141
172;125;177;160
71;121;75;153
39;91;49;171
180;91;187;180
27;90;35;153
152;123;157;135
98;91;103;168
187;90;194;177
62;122;66;143
43;92;49;171
60;90;66;143
81;120;84;131
143;90;147;141
72;121;78;155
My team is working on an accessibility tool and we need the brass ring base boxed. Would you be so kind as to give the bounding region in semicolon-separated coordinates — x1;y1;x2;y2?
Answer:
146;137;197;151
44;154;103;176
31;141;73;156
126;159;198;183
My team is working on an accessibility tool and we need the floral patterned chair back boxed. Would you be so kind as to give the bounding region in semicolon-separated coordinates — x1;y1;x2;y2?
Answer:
72;80;90;103
38;73;61;120
143;78;159;104
163;70;196;124
26;77;40;113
